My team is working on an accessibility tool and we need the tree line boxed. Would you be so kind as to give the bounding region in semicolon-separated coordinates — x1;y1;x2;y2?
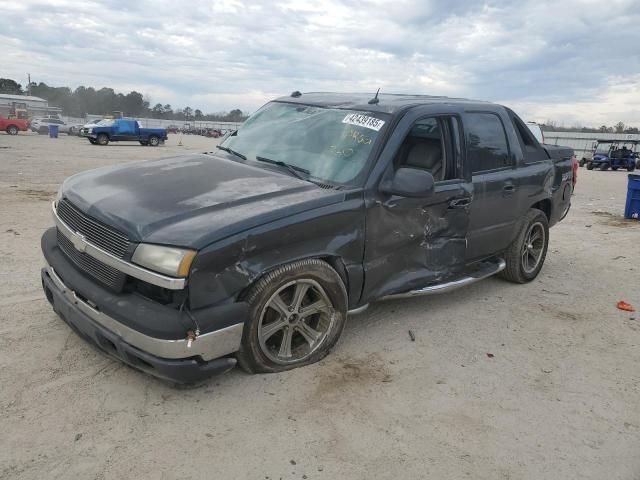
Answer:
0;78;248;122
541;120;638;134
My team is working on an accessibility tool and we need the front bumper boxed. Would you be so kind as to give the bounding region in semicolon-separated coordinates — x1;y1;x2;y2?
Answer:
41;228;248;384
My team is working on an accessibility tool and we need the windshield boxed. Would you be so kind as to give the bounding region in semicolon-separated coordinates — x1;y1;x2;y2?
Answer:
220;102;388;185
595;143;612;154
96;119;114;126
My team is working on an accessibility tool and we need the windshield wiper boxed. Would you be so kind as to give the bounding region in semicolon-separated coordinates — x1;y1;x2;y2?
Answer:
255;156;311;181
216;145;246;160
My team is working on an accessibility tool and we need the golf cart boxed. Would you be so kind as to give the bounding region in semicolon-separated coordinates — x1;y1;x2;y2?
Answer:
585;140;638;171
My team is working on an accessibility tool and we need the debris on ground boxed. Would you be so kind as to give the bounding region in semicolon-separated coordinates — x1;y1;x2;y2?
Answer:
486;353;494;358
617;301;635;312
408;330;416;341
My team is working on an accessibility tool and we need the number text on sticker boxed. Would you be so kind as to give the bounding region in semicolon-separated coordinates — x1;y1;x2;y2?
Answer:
342;114;385;132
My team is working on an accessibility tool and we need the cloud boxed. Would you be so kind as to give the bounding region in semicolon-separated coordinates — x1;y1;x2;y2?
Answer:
1;0;639;124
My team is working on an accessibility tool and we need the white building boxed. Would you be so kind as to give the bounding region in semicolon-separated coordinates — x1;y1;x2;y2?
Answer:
0;93;62;118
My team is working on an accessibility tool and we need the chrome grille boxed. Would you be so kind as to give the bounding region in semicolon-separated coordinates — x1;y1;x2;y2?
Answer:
57;229;126;290
56;199;130;258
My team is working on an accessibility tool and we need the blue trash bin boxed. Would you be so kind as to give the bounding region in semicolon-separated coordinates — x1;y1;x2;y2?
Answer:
624;174;640;219
48;125;59;138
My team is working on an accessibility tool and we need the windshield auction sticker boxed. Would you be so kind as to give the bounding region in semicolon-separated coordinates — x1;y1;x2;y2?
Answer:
342;113;385;131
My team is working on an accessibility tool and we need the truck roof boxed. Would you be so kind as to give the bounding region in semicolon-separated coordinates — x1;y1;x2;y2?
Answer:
273;92;493;114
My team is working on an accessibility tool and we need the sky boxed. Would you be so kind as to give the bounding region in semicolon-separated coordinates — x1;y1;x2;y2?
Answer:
1;0;639;126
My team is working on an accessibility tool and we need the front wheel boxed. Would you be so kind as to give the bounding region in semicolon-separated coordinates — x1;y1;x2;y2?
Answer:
628;163;636;172
586;162;594;170
6;125;18;135
500;209;549;284
236;259;348;374
96;133;109;145
88;138;97;145
579;158;586;167
148;135;160;146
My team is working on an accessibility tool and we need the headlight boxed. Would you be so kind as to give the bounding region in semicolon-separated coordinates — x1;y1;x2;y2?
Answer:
132;244;196;277
88;128;93;134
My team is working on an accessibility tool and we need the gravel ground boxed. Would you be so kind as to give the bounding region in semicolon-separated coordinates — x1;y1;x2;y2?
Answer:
1;132;639;480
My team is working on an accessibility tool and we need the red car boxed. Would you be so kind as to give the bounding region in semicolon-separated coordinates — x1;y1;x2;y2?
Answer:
0;116;30;135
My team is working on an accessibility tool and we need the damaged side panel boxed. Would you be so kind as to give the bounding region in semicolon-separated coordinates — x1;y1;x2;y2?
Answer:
188;195;365;310
361;182;473;302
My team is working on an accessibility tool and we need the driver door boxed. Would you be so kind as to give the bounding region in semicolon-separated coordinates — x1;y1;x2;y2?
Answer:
362;113;472;301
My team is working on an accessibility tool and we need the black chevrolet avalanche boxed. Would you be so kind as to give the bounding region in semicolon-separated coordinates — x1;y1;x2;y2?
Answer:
41;93;575;383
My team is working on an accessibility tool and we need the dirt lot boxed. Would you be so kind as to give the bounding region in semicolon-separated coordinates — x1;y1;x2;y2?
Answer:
1;132;639;480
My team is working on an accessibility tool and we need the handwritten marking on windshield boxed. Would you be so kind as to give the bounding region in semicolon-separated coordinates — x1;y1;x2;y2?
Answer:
329;145;355;158
345;128;372;145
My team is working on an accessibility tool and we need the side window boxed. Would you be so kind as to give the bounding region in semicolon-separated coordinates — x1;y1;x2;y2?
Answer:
394;117;451;182
465;113;511;173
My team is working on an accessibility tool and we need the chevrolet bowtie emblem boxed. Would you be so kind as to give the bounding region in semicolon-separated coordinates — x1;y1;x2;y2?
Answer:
72;232;87;253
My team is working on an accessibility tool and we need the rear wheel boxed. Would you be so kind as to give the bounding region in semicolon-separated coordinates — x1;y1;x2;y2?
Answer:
148;135;160;146
236;259;348;374
6;125;18;135
500;209;549;284
628;163;636;172
600;162;610;171
612;166;619;171
96;133;109;145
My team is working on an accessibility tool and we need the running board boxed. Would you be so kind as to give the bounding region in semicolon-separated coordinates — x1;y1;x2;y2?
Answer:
381;258;506;301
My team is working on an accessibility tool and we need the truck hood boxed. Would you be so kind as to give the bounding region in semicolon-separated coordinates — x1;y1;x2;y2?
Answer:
62;153;344;249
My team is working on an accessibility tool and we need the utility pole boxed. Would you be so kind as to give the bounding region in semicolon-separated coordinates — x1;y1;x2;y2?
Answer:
27;73;31;95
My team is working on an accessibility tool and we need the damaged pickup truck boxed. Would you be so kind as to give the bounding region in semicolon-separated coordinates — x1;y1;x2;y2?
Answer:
41;93;575;383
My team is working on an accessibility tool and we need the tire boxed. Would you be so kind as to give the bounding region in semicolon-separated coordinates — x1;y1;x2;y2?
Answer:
586;162;594;170
628;164;636;172
67;127;76;136
6;125;18;135
612;166;619;171
148;135;159;146
88;138;97;145
579;158;586;167
236;259;348;374
96;133;109;145
499;209;549;284
600;162;609;171
139;141;148;146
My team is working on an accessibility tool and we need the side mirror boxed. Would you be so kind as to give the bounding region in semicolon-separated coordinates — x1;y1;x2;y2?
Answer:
380;167;435;198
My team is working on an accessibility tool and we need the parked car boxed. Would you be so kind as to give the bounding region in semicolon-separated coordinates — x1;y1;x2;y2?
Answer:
41;92;575;384
78;119;104;137
81;118;168;146
0;115;30;135
30;117;79;136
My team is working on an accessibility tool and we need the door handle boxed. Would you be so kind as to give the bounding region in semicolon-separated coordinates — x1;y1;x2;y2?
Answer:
448;198;471;209
503;184;516;195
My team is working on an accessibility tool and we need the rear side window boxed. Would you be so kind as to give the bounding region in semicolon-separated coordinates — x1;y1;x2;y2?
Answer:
465;113;511;173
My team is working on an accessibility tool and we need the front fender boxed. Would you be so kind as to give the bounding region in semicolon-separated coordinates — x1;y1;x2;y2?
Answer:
188;194;365;310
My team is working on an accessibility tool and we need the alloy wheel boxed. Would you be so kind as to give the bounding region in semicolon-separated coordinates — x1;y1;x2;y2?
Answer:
257;279;335;364
521;222;545;274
